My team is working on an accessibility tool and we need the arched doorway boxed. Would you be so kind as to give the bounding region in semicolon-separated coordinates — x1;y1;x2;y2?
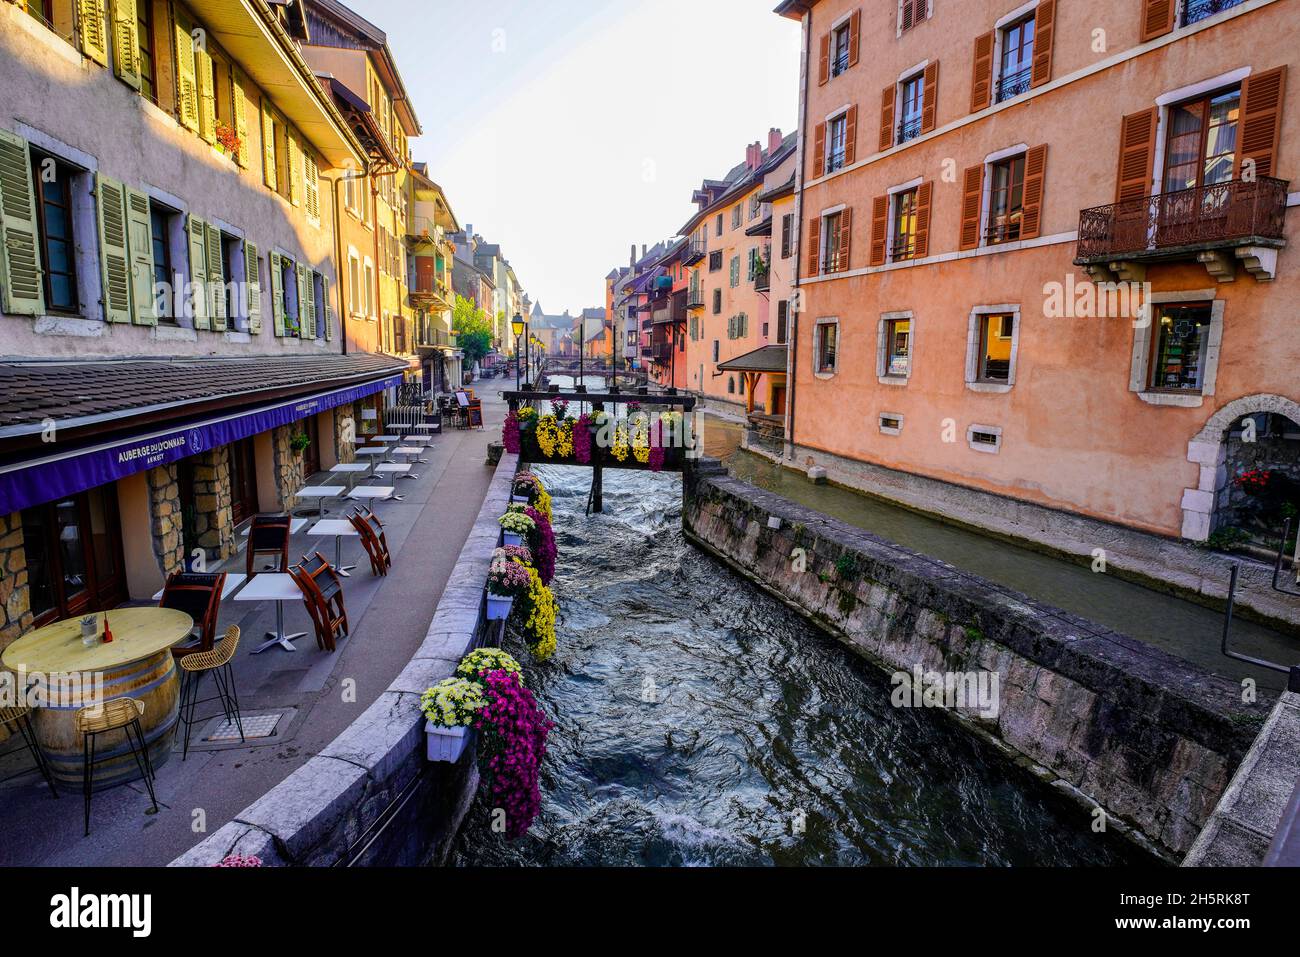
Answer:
1182;395;1300;557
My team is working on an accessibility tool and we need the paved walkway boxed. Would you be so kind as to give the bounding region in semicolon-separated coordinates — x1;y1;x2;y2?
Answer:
0;384;509;866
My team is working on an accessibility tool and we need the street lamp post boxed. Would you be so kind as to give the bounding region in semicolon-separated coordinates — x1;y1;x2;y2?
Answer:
511;313;524;390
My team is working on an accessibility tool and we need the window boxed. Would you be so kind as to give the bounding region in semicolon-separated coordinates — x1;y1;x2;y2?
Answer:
879;413;904;435
996;16;1035;103
1183;0;1245;27
747;247;762;282
821;210;846;273
708;250;723;272
1163;88;1240;193
827;112;848;173
986;154;1026;244
816;321;838;374
731;205;742;229
831;21;852;78
364;260;375;318
776;300;789;344
348;254;361;315
715;213;723;236
727;377;735;394
898;73;924;143
712;340;720;363
138;0;156;101
220;232;238;324
976;313;1016;383
781;214;794;259
1149;303;1213;392
31;151;80;314
899;0;929;33
891;188;919;261
149;202;174;321
281;256;300;335
729;256;740;288
883;316;912;377
21;488;127;628
967;426;1003;453
749;195;762;221
712;289;722;314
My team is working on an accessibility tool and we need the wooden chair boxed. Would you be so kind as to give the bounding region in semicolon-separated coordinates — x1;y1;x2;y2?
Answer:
0;706;59;798
158;571;226;662
177;625;244;759
246;514;292;577
76;698;156;836
347;509;391;577
291;553;349;652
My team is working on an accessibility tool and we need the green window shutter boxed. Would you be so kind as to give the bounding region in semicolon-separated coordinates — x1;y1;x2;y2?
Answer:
303;150;320;222
269;250;285;336
297;262;314;339
261;99;277;190
195;42;216;145
204;222;225;329
174;16;199;132
287;129;303;207
95;174;132;324
111;0;141;89
232;70;250;167
124;186;155;325
79;0;110;66
0;131;45;317
322;274;332;340
245;241;262;333
186;214;209;329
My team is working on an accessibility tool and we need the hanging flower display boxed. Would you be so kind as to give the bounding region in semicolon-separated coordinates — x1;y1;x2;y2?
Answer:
648;418;665;473
475;669;554;838
457;647;524;684
611;420;630;462
630;414;651;465
519;564;558;660
526;505;556;585
574;413;593;464
420;677;487;729
503;411;522;454
535;415;575;459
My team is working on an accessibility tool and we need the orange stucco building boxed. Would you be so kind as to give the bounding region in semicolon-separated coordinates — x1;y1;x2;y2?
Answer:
776;0;1298;550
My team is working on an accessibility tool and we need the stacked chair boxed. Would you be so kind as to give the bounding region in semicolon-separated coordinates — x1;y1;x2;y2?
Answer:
347;507;392;578
246;514;292;577
292;553;350;652
158;571;226;663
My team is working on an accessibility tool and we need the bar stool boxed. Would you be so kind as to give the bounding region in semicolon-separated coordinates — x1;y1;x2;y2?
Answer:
178;625;245;760
0;706;59;798
76;698;158;837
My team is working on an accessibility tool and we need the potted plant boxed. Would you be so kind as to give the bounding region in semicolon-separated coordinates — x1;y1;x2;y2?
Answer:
289;433;311;456
420;677;485;763
486;556;530;620
456;647;524;684
499;508;535;547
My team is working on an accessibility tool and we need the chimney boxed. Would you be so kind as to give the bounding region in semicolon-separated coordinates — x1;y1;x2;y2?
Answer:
746;142;760;170
641;244;647;258
465;223;473;238
630;244;637;266
768;127;783;155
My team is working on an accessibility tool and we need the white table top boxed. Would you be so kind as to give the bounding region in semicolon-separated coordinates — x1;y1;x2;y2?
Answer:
307;520;360;537
330;464;371;473
233;573;302;602
152;572;247;601
296;486;345;498
371;435;403;442
354;447;388;456
347;486;395;500
242;518;309;536
374;463;412;473
392;447;423;455
407;424;440;431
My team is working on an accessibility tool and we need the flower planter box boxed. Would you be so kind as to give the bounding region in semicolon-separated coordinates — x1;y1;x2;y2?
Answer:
511;494;531;504
486;593;513;620
503;531;523;547
425;722;473;763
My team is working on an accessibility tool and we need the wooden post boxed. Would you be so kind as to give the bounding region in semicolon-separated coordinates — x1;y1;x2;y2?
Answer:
591;459;603;513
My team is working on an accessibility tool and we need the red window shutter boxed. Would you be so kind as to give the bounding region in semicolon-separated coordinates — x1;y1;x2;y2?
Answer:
1235;66;1287;180
1031;0;1056;88
813;121;827;177
848;10;861;68
879;85;896;151
1140;0;1176;43
970;31;994;113
844;105;858;165
838;207;852;270
959;164;984;250
807;217;821;275
914;181;933;257
818;33;830;86
1020;145;1048;239
869;195;888;266
1115;108;1157;202
921;61;939;134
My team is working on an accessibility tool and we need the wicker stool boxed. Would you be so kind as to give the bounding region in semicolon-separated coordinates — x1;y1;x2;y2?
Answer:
178;626;244;760
76;698;158;837
0;706;59;799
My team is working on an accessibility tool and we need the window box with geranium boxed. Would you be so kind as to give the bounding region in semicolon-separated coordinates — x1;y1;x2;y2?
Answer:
421;677;485;762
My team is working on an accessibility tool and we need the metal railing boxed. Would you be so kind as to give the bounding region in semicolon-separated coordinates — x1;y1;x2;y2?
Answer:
1076;177;1288;260
994;65;1033;103
890;235;917;261
1184;0;1244;26
897;115;922;143
682;237;706;265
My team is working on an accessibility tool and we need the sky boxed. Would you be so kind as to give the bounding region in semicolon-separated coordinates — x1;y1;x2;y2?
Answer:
346;0;802;315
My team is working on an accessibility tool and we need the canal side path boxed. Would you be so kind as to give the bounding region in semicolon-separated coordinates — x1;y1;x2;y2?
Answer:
0;388;509;866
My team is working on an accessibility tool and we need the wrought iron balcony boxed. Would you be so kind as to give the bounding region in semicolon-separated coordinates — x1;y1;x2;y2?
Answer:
682;237;706;266
1074;177;1288;276
687;289;705;309
1183;0;1245;27
890;235;917;261
897;115;922;144
754;269;770;292
994;65;1032;103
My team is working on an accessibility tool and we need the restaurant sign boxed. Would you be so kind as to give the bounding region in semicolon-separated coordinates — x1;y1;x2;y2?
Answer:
0;376;402;515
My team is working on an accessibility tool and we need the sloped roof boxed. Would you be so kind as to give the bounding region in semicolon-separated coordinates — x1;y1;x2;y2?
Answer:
716;344;788;374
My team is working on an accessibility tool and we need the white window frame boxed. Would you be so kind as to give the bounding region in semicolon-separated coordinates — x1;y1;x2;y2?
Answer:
879;412;905;436
964;303;1021;394
877;310;914;385
824;105;851;174
895;0;933;38
347;247;362;316
967;424;1003;454
1130;289;1224;408
829;12;854;79
974;143;1030;248
894;62;928;145
885;176;924;262
813;316;840;379
991;1;1038;105
363;257;376;319
819;203;847;275
1150;68;1252;199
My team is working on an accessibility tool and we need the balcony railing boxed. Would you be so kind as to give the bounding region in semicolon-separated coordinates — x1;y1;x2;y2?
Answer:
890;235;917;261
686;289;705;309
755;269;770;292
994;65;1033;103
897;115;922;144
1184;0;1244;26
682;237;706;266
1075;177;1288;262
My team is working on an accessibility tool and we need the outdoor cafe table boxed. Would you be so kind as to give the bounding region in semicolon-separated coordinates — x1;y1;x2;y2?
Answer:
374;462;414;481
294;485;345;519
329;463;371;490
391;446;424;471
354;446;389;474
306;520;359;577
347;486;396;505
242;517;308;536
234;574;307;654
0;607;194;788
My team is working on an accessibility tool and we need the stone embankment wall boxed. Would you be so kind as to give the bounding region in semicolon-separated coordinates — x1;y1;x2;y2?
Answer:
683;463;1268;859
170;453;519;867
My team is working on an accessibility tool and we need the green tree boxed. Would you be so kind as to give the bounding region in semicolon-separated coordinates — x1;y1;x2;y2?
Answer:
452;294;493;367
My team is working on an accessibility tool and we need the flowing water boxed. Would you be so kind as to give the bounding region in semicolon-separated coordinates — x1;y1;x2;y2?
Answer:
454;463;1150;866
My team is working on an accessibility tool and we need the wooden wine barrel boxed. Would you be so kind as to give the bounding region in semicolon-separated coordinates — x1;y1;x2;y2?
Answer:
1;608;192;789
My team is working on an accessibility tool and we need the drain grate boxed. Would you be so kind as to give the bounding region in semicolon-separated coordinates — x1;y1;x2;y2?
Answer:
204;712;281;742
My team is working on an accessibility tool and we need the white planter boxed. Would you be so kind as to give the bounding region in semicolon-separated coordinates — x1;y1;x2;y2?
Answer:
486;593;513;621
503;531;523;547
425;722;473;763
511;494;530;504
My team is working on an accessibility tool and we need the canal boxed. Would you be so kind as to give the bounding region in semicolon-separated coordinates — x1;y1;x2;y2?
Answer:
454;462;1148;866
